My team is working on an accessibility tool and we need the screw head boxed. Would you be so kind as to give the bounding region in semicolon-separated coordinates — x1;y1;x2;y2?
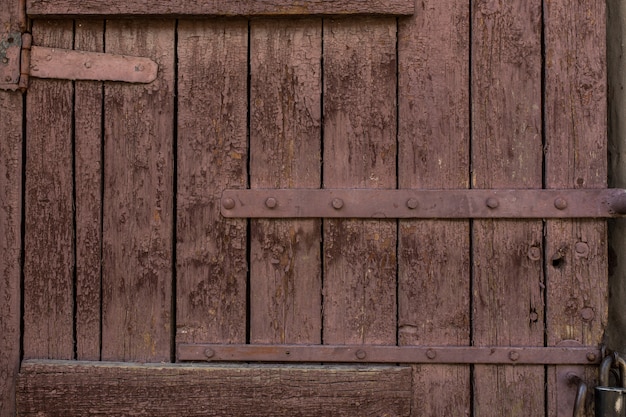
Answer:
265;197;277;209
332;198;344;210
222;198;235;210
204;348;215;359
426;349;437;360
355;349;367;360
486;197;499;209
554;197;568;210
406;198;419;210
509;351;520;362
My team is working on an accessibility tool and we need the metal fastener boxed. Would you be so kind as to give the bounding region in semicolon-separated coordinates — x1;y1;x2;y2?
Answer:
222;198;235;210
84;61;92;69
265;197;277;209
486;197;499;209
406;198;419;210
135;64;145;72
355;349;367;360
332;198;344;210
204;348;215;359
580;307;595;322
1;57;8;64
574;242;589;257
426;349;437;360
554;197;568;210
527;246;541;261
586;352;597;362
509;351;520;362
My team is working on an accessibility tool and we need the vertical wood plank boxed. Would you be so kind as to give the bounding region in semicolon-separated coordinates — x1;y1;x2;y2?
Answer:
323;17;397;345
24;20;75;360
102;20;174;362
0;2;24;414
176;20;248;345
74;19;103;361
249;18;322;344
397;0;471;414
471;1;544;415
544;1;607;415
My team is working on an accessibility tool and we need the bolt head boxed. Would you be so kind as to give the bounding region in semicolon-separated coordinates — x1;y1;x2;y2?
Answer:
406;198;419;210
355;349;367;360
509;351;520;362
574;242;589;257
332;198;344;210
204;348;215;359
84;61;92;69
222;198;235;210
527;246;541;261
486;197;499;209
580;307;595;322
554;197;568;210
426;349;437;360
265;197;277;209
586;352;597;362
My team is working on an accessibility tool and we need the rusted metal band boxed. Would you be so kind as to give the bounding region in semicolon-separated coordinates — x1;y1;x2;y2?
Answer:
220;188;626;219
177;344;601;365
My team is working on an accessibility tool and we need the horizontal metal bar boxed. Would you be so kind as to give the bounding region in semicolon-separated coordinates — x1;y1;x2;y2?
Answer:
178;344;601;365
220;188;626;219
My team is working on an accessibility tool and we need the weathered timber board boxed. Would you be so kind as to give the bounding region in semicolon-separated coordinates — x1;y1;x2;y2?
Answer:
74;19;104;361
23;20;75;360
544;1;607;416
101;20;174;362
249;18;322;344
17;360;412;417
397;0;471;414
176;19;248;344
323;17;397;344
26;0;414;17
0;2;24;415
471;1;545;416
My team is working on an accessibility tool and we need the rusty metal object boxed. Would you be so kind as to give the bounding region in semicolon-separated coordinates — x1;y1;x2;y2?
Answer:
221;188;626;219
0;32;22;90
177;344;601;365
555;341;588;417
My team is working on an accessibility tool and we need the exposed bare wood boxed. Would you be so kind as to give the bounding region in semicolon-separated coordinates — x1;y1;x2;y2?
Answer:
17;360;412;417
101;19;174;362
176;19;248;344
249;18;322;344
74;19;103;361
544;1;607;415
323;17;397;345
26;0;415;17
397;0;471;414
23;19;74;360
471;1;544;415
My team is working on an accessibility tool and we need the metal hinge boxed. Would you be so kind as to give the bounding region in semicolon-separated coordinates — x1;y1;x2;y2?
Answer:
0;32;158;91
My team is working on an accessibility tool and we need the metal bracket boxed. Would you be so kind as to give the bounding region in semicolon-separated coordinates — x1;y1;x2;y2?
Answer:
221;188;626;219
0;32;158;91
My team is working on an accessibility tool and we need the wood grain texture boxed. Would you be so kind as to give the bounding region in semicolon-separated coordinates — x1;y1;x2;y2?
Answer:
27;0;414;17
471;1;544;415
101;20;174;362
0;3;24;415
17;360;412;417
323;17;397;345
249;18;322;344
544;1;607;415
176;20;248;345
74;19;103;361
23;20;74;360
397;0;471;414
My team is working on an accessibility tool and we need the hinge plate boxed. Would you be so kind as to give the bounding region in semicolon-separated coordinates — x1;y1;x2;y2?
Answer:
0;32;22;90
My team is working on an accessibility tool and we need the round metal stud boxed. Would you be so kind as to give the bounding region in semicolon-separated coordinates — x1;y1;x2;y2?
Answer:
586;352;597;362
554;197;568;210
355;349;367;360
222;198;235;210
509;351;520;362
426;349;437;360
332;198;344;210
204;348;215;359
406;198;419;210
265;197;278;209
486;197;499;209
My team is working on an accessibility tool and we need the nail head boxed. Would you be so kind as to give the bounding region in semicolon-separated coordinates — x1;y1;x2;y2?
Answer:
554;197;568;210
265;197;277;209
486;197;499;209
406;198;419;210
222;198;235;210
332;198;344;210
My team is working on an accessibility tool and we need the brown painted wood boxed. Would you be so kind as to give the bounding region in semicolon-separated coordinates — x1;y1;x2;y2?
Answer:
74;19;103;361
23;19;74;360
544;1;607;416
323;17;397;345
26;0;414;17
0;3;24;415
397;0;470;414
249;19;322;344
101;19;174;362
17;360;411;417
176;20;248;345
471;1;544;416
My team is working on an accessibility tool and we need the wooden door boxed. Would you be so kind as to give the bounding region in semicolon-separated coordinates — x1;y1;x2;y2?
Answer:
0;0;609;416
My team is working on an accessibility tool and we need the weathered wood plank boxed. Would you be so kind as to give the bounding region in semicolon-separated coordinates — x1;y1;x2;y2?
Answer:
0;3;24;415
544;1;607;415
74;19;104;361
471;1;544;415
101;20;174;362
17;360;412;417
23;19;74;360
27;0;414;17
249;18;322;344
176;20;248;345
397;0;470;414
323;17;397;345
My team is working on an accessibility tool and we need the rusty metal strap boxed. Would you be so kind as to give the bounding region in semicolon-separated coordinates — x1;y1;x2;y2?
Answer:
177;344;601;365
220;188;626;219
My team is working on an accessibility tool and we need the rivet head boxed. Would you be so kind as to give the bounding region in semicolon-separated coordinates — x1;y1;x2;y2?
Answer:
580;307;595;322
265;197;277;209
355;349;367;360
426;349;437;360
406;198;419;210
222;198;235;210
574;242;589;257
527;246;541;261
554;197;568;210
135;64;145;72
509;351;520;362
204;348;215;359
84;61;92;69
486;197;499;209
332;198;344;210
529;311;539;322
586;352;597;362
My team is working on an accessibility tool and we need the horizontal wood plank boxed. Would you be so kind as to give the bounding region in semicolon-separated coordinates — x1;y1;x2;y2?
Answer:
17;360;412;417
27;0;414;17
